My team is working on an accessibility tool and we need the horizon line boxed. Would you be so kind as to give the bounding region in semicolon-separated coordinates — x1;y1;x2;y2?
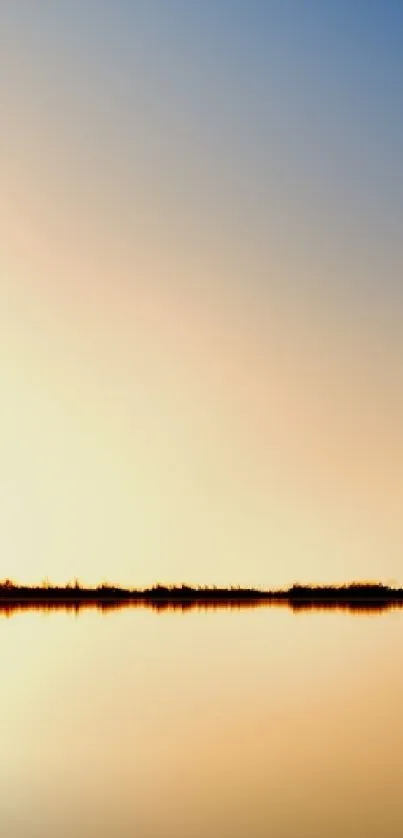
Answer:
0;579;402;615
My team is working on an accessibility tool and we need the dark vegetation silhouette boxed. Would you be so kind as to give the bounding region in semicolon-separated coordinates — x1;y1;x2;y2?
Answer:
0;579;402;614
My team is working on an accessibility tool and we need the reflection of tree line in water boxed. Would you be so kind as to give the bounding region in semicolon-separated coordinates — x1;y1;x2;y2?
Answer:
0;580;402;615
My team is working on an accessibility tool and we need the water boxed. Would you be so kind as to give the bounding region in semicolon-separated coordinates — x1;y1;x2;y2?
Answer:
2;605;403;837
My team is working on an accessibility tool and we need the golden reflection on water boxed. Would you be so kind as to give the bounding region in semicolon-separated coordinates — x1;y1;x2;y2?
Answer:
2;606;403;838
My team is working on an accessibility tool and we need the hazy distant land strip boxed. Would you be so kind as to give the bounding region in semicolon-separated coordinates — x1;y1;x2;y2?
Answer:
0;581;403;614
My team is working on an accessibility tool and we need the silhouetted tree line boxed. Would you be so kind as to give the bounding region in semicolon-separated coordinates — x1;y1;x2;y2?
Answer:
0;579;401;608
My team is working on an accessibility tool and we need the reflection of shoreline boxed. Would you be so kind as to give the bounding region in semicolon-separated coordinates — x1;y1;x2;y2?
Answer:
0;582;402;616
0;602;399;617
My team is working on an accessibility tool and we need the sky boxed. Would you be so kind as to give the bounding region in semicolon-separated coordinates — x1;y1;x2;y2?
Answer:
1;0;402;587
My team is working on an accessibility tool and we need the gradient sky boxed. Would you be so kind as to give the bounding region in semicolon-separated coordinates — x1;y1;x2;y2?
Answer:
1;0;402;587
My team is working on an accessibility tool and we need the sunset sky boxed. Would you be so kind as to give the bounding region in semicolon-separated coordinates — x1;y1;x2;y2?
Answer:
1;0;402;587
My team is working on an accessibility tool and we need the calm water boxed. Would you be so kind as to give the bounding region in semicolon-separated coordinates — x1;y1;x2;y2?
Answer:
2;605;403;837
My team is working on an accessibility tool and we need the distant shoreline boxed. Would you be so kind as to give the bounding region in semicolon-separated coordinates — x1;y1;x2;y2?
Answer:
0;582;402;613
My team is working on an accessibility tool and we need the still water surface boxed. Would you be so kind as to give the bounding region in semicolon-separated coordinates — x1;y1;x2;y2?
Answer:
2;605;403;837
